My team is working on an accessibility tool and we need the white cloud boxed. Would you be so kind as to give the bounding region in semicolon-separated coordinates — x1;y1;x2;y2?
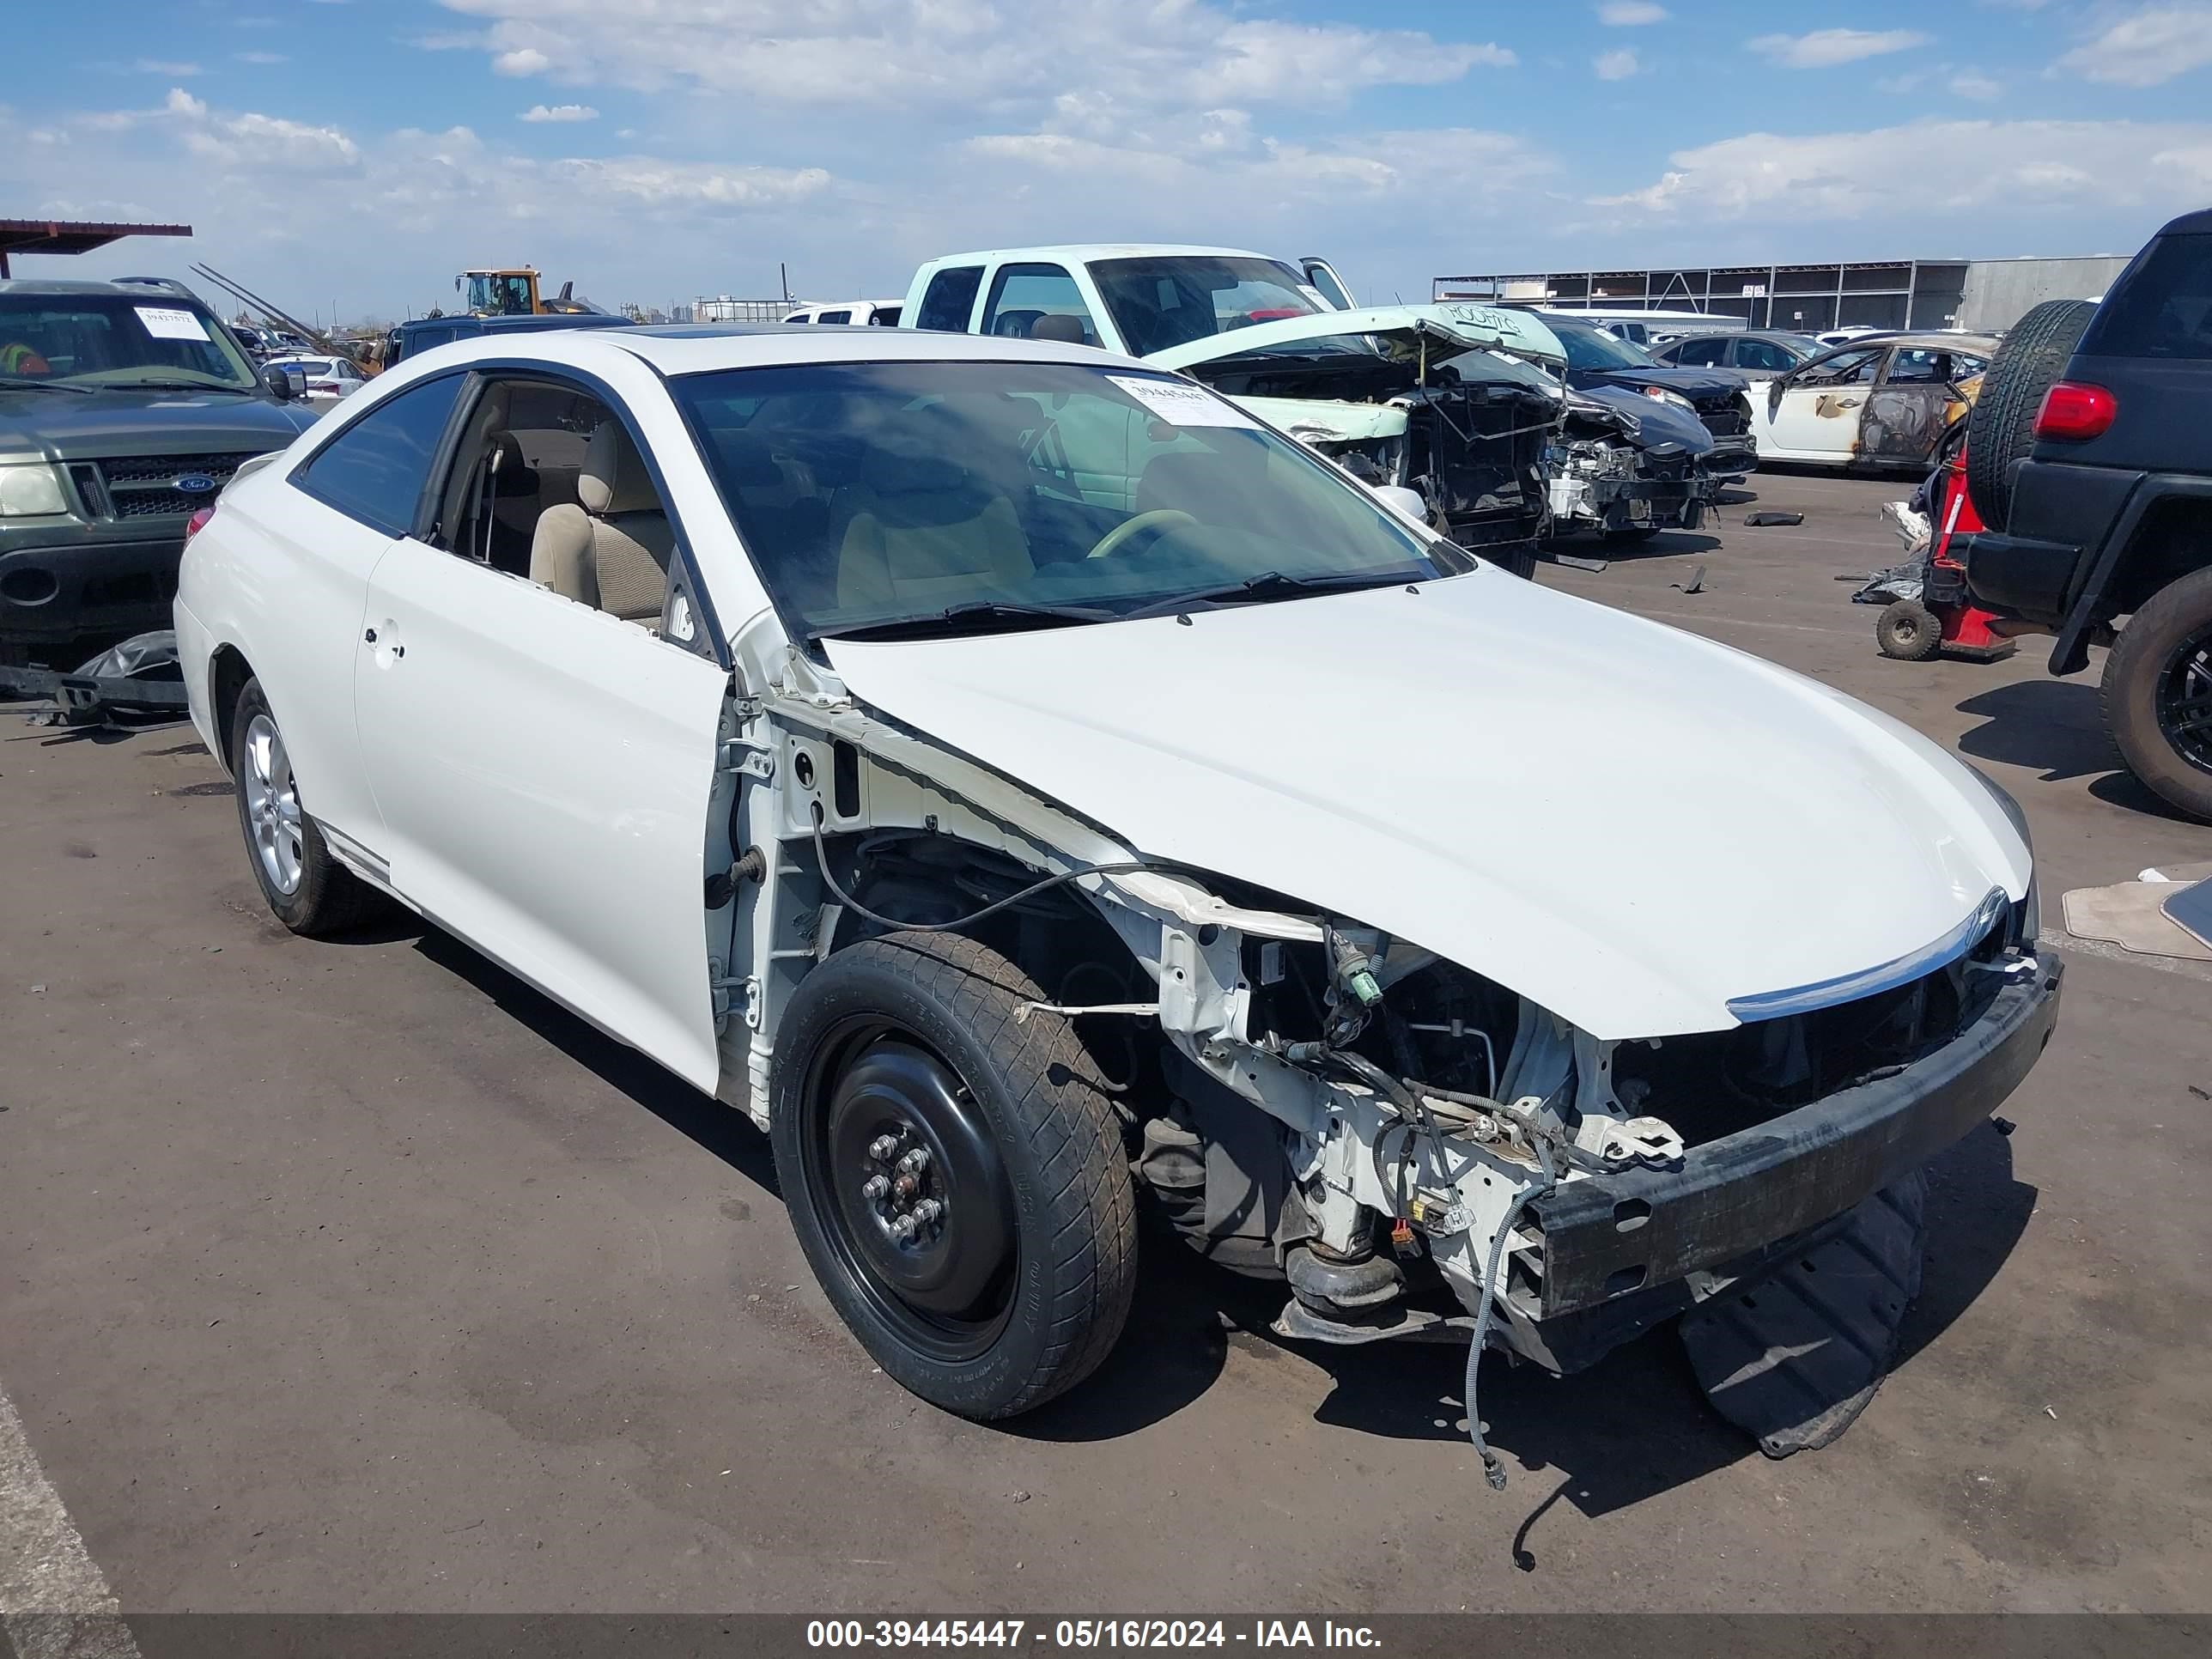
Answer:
131;58;203;76
1950;71;2002;100
2056;5;2212;87
236;51;289;65
1592;118;2212;223
520;102;598;122
1594;48;1640;80
188;111;362;170
1598;2;1668;23
1748;29;1930;69
434;0;1511;112
165;88;207;118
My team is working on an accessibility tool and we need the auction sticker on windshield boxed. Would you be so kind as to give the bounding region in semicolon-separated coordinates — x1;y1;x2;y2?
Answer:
1108;374;1256;428
136;307;211;342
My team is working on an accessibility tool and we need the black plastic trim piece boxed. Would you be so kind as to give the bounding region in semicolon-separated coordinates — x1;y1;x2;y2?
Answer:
1530;961;2062;1321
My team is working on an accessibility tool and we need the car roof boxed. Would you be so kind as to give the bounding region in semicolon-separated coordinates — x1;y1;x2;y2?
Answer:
1834;331;2000;352
0;277;212;300
394;313;635;336
918;244;1275;268
388;322;1134;382
2157;207;2212;237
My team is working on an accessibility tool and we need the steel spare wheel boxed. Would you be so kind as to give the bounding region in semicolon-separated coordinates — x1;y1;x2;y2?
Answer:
769;932;1138;1419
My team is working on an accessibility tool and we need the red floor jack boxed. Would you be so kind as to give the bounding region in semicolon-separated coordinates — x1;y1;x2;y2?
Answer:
1858;437;2016;662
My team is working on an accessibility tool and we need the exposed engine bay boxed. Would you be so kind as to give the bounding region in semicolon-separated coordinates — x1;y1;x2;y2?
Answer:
1546;383;1744;538
1176;335;1560;550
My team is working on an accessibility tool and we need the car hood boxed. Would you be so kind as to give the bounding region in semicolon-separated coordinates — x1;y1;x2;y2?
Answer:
0;386;313;459
1148;303;1567;373
1566;385;1715;454
824;574;2029;1040
1569;363;1748;401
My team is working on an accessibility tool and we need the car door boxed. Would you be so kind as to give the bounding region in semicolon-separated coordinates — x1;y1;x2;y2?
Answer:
1750;346;1882;461
1863;345;1989;466
244;370;471;859
349;368;732;1089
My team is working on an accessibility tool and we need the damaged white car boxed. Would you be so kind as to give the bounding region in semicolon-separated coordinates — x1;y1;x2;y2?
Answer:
175;327;2062;1471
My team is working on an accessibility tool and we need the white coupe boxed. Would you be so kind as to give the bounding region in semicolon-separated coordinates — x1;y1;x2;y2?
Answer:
175;325;2060;1454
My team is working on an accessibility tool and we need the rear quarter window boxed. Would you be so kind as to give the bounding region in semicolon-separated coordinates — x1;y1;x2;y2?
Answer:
915;267;983;332
2079;233;2212;361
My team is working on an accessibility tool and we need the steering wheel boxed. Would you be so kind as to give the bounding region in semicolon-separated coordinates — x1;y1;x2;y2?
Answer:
1085;508;1198;561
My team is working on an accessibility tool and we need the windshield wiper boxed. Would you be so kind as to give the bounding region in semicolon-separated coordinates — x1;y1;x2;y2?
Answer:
817;599;1123;642
0;376;94;394
1122;567;1423;620
100;379;252;392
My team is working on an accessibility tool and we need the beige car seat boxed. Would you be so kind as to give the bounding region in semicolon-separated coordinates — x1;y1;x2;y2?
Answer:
835;440;1030;611
529;422;675;623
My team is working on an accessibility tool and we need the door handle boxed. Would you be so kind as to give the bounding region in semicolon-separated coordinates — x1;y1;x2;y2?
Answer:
1835;397;1863;408
364;626;404;660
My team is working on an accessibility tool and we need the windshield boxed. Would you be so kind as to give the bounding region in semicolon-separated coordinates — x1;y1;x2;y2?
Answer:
0;294;259;390
1547;321;1661;372
1088;256;1327;356
675;360;1466;642
464;272;536;316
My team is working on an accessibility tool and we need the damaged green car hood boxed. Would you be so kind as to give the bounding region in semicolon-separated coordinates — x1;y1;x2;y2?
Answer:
1146;302;1566;374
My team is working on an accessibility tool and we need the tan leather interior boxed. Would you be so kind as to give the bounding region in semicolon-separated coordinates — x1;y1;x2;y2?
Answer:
528;420;675;625
835;440;1030;610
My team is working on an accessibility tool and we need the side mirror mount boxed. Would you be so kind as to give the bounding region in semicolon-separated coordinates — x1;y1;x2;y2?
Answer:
1370;483;1435;528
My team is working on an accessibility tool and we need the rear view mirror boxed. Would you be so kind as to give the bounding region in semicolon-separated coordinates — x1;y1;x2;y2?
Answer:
263;364;307;402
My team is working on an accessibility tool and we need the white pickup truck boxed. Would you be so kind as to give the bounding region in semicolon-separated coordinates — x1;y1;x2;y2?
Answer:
900;244;1571;568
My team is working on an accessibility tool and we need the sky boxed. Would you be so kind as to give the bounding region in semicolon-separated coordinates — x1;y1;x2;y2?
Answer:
9;0;2212;324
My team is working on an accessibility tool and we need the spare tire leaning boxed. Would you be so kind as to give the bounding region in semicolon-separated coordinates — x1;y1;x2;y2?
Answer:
1966;298;2098;532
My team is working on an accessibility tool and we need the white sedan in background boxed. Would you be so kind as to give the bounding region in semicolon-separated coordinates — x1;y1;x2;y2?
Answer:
264;353;366;407
173;325;2056;1457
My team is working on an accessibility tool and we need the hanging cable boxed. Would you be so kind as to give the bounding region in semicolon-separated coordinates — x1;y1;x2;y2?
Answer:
806;804;1162;934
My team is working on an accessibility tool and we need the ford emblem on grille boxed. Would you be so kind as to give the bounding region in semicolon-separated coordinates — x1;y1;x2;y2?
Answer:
175;473;218;495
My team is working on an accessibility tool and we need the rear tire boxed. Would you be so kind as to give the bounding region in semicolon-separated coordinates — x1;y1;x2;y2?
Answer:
228;677;380;936
2100;566;2212;822
770;931;1138;1419
1876;599;1943;661
1966;299;2098;532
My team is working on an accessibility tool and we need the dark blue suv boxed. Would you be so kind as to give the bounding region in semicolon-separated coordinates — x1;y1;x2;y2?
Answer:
1964;208;2212;819
384;311;635;367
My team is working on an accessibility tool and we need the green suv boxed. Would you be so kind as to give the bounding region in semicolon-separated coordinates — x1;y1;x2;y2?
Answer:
0;277;317;665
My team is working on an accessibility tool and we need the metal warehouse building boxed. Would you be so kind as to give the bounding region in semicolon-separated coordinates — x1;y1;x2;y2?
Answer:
1432;254;2132;334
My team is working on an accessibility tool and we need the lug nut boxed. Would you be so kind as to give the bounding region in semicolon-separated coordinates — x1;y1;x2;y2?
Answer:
899;1148;929;1174
911;1199;942;1226
890;1213;917;1242
861;1174;890;1201
869;1134;899;1161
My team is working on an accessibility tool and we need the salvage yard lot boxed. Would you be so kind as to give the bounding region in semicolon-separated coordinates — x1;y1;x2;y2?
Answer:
3;471;2209;1613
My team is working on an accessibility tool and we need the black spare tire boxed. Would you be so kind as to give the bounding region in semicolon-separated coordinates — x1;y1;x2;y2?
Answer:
1966;299;2098;532
770;931;1138;1418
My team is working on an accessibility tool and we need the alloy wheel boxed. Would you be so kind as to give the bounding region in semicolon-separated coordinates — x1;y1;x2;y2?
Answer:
241;711;304;895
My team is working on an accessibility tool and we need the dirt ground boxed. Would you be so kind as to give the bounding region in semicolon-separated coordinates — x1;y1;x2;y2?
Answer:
2;469;2209;1614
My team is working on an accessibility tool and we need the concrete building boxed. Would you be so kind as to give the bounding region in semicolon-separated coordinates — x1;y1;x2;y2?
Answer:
1433;254;2131;334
